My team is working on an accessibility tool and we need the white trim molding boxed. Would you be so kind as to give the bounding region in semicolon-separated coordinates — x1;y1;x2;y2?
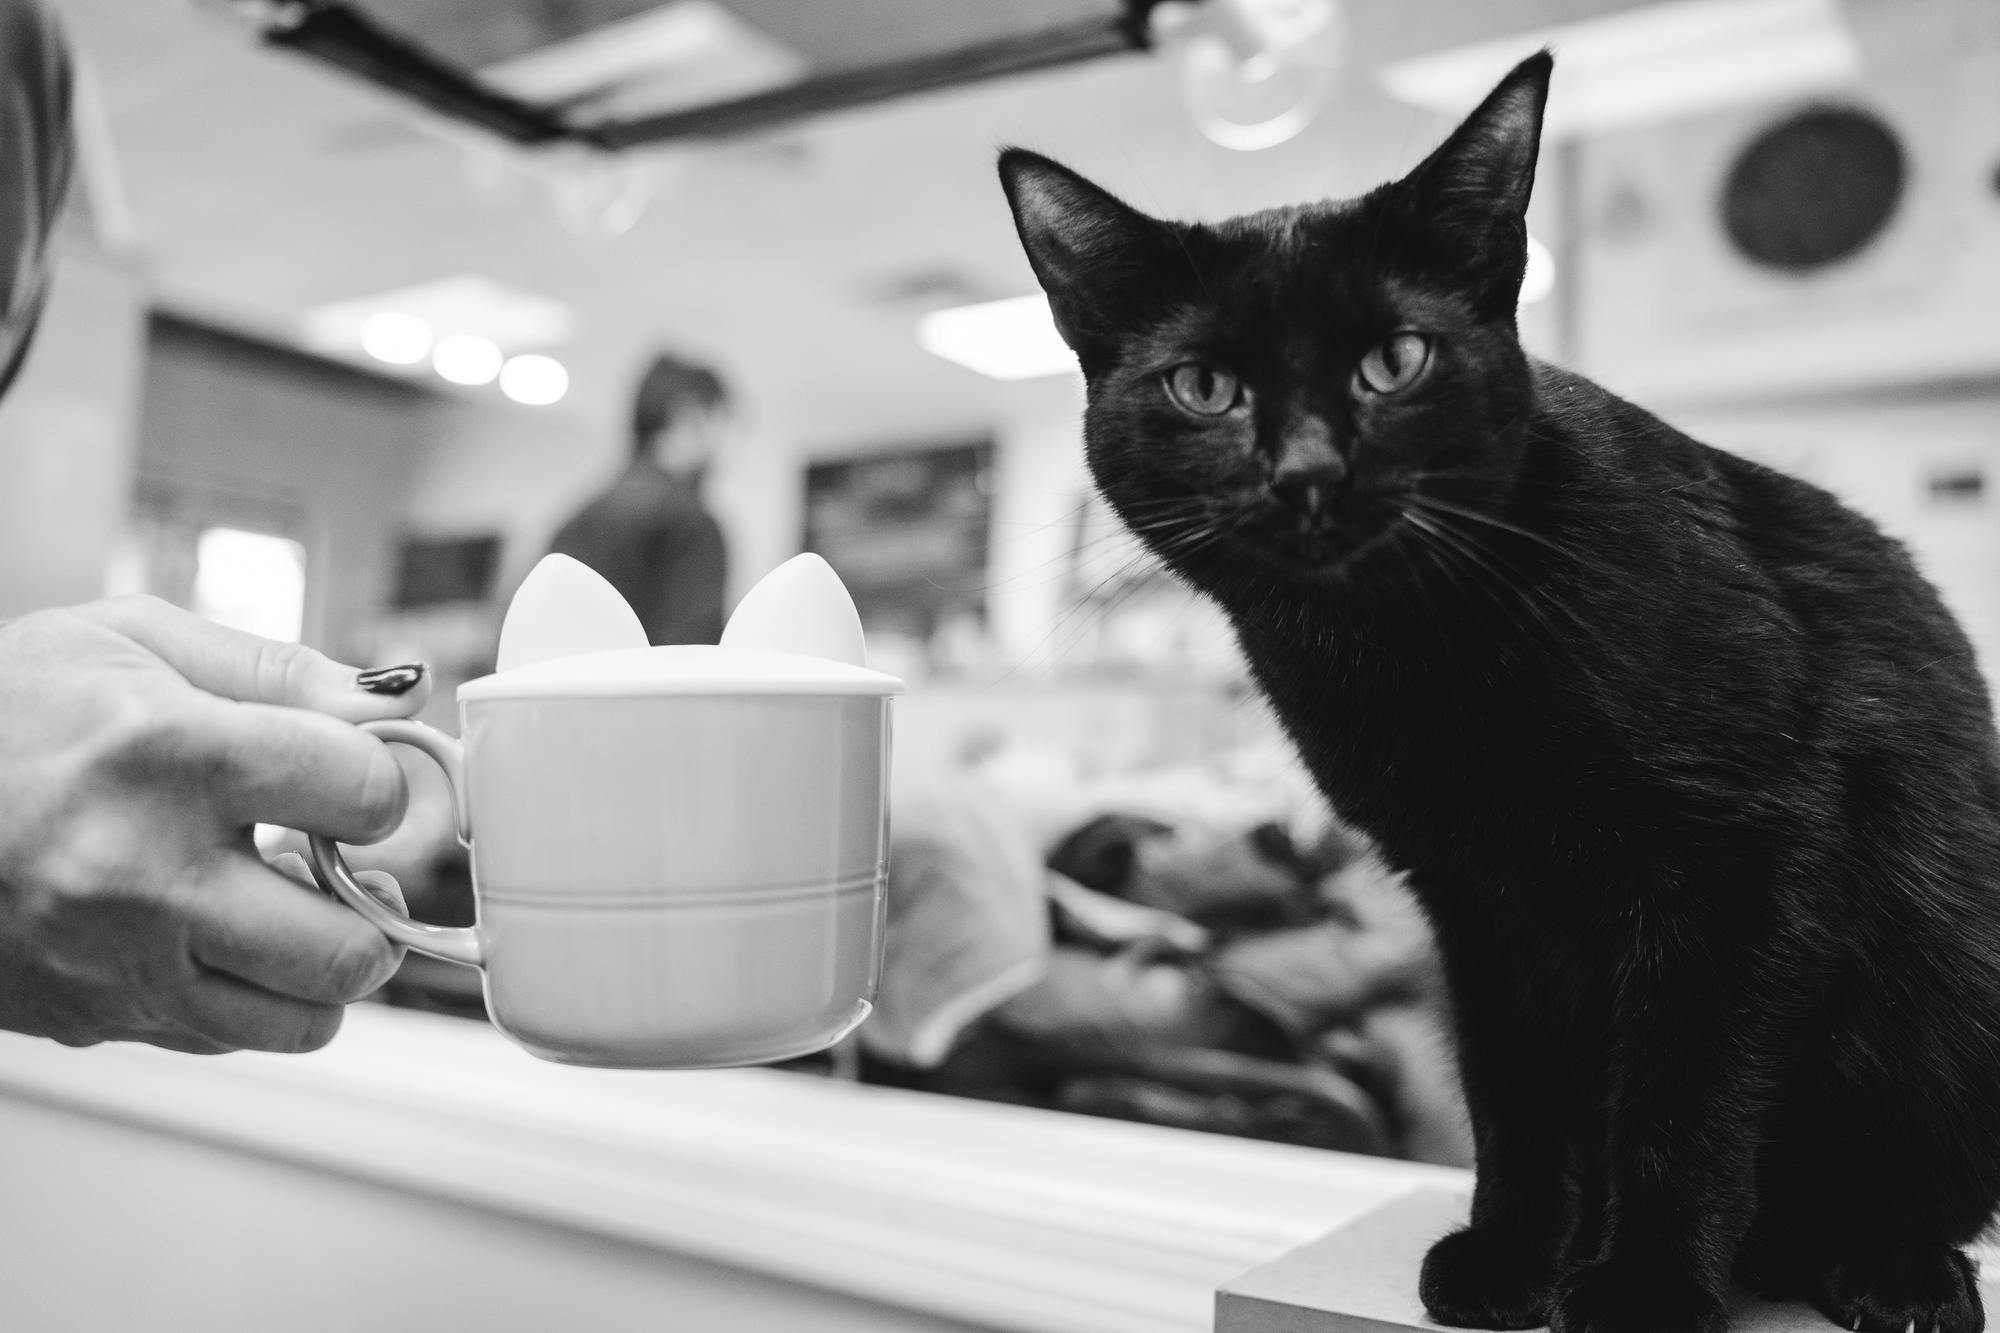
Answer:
0;1004;1469;1333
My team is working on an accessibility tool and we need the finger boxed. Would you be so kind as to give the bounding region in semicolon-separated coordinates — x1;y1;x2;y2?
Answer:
351;869;408;914
146;1027;236;1056
81;596;431;721
173;695;408;842
268;852;407;913
183;851;406;1005
174;969;347;1054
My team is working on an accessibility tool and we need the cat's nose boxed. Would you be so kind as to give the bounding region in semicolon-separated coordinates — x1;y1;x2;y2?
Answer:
1270;422;1349;519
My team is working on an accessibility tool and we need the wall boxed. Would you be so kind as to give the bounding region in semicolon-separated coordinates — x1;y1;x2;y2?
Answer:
0;240;148;619
136;316;429;661
1568;0;2000;409
980;380;1094;668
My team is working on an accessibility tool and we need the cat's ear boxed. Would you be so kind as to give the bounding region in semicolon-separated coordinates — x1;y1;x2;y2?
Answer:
999;148;1176;364
1395;50;1552;312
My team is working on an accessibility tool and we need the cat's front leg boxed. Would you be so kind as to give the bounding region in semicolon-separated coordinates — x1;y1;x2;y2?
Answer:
1419;946;1579;1329
1547;904;1773;1333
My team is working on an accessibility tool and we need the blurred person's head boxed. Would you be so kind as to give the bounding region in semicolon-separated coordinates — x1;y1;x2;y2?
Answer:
630;352;731;483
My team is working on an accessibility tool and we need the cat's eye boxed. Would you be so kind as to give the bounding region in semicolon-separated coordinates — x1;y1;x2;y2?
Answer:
1356;333;1432;395
1164;363;1244;416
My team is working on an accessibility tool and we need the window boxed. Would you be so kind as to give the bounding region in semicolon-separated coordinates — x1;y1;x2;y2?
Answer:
110;477;312;643
191;526;308;643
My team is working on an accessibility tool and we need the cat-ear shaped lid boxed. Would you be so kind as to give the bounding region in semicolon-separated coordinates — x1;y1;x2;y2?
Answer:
463;553;903;700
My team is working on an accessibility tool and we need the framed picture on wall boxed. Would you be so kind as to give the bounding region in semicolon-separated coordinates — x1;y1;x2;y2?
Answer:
390;532;505;611
801;441;993;641
112;474;312;644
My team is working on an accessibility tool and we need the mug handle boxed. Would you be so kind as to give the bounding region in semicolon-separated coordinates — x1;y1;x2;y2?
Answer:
307;719;483;969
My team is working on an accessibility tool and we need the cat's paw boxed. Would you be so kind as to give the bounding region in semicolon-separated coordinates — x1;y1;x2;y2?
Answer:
1548;1256;1728;1333
1418;1225;1554;1329
1808;1239;1984;1333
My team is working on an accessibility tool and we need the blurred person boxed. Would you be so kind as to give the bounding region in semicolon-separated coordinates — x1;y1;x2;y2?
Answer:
547;352;733;645
0;0;420;1054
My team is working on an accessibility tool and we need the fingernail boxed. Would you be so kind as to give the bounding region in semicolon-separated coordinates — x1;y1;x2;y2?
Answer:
357;663;427;696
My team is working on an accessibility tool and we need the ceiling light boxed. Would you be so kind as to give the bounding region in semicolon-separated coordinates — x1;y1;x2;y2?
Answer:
434;334;503;386
1521;233;1555;306
1378;0;1862;138
918;295;1078;381
359;312;432;365
303;275;577;363
500;354;570;406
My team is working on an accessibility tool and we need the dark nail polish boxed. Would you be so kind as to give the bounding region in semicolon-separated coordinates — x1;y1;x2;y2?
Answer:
357;663;427;696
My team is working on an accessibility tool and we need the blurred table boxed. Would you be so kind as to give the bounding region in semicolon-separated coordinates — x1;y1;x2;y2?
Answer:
0;1003;1468;1333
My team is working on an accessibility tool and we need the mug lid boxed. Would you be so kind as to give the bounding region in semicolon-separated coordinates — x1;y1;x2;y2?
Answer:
458;644;906;701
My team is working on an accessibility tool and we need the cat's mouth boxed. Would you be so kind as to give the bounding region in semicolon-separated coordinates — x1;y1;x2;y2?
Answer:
1115;484;1403;583
1229;492;1407;581
1260;528;1399;579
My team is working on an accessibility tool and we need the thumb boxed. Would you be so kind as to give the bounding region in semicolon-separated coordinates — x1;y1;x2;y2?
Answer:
81;596;430;722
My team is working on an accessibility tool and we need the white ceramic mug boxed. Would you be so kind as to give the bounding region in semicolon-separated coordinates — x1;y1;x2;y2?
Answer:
311;654;898;1068
309;555;903;1069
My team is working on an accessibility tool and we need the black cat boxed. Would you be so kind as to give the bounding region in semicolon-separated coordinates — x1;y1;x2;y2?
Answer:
999;51;2000;1333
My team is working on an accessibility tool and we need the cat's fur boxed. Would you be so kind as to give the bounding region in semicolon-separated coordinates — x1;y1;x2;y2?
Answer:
1000;52;2000;1333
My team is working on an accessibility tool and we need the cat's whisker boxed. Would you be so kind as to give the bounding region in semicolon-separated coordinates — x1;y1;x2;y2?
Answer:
1009;545;1165;676
1113;490;1226;512
1128;511;1236;567
997;497;1096;537
1401;508;1525;637
1397;510;1475;604
1458;521;1623;667
1409;507;1578;655
978;500;1229;605
1389;510;1469;650
1408;493;1577;561
999;513;1238;679
929;521;1162;598
1140;518;1228;559
1127;507;1218;534
1120;502;1231;533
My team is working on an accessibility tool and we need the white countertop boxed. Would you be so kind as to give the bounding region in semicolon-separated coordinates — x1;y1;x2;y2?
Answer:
0;1004;1468;1333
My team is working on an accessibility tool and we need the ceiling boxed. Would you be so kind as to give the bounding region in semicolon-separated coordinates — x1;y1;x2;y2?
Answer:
48;0;1655;449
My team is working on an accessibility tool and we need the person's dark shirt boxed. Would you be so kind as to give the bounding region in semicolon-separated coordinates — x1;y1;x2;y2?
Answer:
548;460;728;646
1;0;73;396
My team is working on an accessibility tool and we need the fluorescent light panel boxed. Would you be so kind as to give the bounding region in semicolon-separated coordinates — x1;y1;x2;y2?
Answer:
919;295;1078;381
1378;0;1863;137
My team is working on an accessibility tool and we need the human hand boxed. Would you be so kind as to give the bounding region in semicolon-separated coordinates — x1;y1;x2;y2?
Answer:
0;596;430;1053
